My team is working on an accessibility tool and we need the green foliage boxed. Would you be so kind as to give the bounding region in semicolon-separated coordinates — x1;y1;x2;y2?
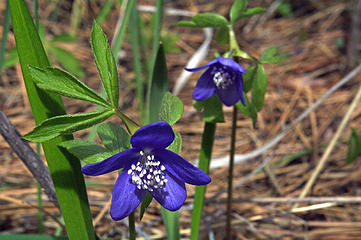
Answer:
28;66;110;108
174;13;228;28
236;94;257;128
97;122;131;153
239;7;266;18
23;110;114;142
276;0;293;17
160;92;184;126
59;140;113;164
346;129;361;164
140;191;153;220
215;25;229;45
91;21;119;108
48;45;84;78
259;47;288;64
194;95;225;123
10;1;95;238
251;64;267;111
0;234;68;240
167;129;182;155
230;0;248;23
147;44;169;124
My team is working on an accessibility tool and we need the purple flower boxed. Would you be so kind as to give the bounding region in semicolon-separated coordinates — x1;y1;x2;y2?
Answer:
82;121;211;220
185;56;246;106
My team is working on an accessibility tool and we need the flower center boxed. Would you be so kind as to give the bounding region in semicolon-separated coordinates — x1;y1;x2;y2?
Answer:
127;150;167;192
211;67;235;90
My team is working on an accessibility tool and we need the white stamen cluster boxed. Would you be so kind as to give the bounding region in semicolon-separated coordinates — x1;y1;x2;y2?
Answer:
127;150;167;192
211;66;235;89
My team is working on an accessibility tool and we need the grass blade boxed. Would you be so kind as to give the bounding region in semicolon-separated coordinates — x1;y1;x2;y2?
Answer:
9;1;95;238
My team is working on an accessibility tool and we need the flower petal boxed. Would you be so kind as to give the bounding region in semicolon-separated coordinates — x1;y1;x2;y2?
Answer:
151;172;186;211
110;168;146;220
131;121;174;149
192;67;216;101
156;149;211;185
216;78;242;106
185;58;218;72
81;148;139;176
217;57;246;74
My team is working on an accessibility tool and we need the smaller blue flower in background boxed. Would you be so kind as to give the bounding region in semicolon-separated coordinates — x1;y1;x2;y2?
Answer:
185;56;246;106
82;121;211;220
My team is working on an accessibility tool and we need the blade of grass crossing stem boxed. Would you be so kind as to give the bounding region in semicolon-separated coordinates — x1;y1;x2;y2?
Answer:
145;0;164;123
9;1;95;239
111;0;134;58
0;0;11;82
145;44;180;239
190;122;216;240
129;1;145;122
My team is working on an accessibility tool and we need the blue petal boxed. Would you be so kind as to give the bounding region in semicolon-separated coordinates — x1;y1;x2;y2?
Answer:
110;169;146;220
192;67;216;101
151;172;186;211
81;148;139;176
217;57;246;74
131;121;174;149
185;58;218;72
239;75;246;106
156;149;211;185
216;77;242;106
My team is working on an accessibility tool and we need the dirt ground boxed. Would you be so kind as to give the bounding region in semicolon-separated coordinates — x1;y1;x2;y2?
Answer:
1;0;361;239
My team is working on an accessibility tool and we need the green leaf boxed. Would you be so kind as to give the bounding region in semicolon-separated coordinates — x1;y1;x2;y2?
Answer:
59;140;113;164
193;95;225;123
97;122;130;153
214;25;229;45
346;129;361;164
3;48;19;68
160;92;184;126
230;0;248;23
259;46;288;64
236;94;257;128
251;64;267;111
50;33;78;43
0;234;68;240
91;21;119;108
193;13;228;27
240;7;266;18
49;45;84;78
28;66;110;107
146;44;169;124
24;110;114;142
243;65;256;93
167;129;182;154
173;20;197;27
139;191;153;221
10;1;95;239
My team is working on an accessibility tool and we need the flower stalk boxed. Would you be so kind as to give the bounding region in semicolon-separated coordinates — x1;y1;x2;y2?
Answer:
226;105;237;239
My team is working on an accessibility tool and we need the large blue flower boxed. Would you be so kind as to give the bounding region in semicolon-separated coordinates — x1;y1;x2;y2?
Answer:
82;121;211;220
185;56;246;106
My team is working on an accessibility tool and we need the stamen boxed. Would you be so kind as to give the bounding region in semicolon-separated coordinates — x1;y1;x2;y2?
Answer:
128;151;167;191
212;67;234;89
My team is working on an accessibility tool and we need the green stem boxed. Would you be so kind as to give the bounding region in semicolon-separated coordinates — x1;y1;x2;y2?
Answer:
114;110;140;135
190;122;216;240
226;106;237;240
36;143;43;234
128;212;136;240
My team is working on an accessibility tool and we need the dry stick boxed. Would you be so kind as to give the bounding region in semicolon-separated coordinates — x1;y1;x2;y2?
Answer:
296;79;361;205
231;196;361;204
209;63;361;169
0;110;59;209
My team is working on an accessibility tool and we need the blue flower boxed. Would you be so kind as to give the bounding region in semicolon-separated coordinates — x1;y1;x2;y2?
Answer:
185;56;246;106
82;121;211;220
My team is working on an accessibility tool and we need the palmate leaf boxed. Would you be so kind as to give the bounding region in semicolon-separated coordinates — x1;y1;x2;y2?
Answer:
193;95;225;123
59;140;113;164
251;64;267;111
97;122;130;154
160;92;184;126
236;94;257;128
91;21;119;108
23;110;114;142
192;13;228;27
230;0;248;23
28;66;110;107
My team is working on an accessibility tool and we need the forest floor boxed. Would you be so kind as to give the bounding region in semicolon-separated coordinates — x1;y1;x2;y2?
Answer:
1;0;361;239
